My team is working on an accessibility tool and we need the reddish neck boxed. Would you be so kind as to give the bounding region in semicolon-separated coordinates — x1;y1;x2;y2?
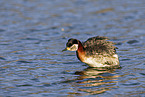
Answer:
78;41;84;52
76;41;85;62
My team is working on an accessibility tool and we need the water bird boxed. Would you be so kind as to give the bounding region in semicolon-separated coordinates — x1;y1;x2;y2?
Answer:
62;36;120;68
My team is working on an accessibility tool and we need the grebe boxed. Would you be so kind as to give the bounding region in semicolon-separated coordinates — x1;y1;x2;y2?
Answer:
62;36;120;68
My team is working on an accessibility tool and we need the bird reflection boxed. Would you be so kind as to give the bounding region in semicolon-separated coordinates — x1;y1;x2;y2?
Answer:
66;67;121;96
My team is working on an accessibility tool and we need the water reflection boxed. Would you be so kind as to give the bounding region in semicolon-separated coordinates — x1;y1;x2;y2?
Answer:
66;67;121;96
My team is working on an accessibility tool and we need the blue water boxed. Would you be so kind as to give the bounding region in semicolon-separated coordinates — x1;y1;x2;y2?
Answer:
0;0;145;96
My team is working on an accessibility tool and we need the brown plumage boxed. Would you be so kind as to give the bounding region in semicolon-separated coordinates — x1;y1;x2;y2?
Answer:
83;36;117;56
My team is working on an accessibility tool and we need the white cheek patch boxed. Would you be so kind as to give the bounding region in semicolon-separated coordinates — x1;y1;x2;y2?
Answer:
70;44;78;51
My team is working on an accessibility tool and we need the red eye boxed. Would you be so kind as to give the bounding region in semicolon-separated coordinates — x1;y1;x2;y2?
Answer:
67;43;72;47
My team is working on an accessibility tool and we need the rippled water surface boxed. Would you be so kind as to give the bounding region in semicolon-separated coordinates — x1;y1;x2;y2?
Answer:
0;0;145;96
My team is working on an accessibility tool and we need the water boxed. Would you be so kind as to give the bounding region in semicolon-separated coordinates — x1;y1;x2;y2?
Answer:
0;0;145;96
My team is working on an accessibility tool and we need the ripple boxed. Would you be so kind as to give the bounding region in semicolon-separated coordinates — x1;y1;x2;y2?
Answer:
17;60;34;63
0;56;6;60
22;38;40;41
127;40;139;44
0;29;5;32
140;73;145;76
16;84;33;87
122;83;140;86
31;78;40;82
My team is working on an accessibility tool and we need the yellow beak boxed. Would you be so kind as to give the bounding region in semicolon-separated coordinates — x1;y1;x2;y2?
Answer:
62;47;70;52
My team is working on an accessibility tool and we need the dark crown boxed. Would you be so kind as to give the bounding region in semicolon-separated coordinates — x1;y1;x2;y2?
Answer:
66;38;78;47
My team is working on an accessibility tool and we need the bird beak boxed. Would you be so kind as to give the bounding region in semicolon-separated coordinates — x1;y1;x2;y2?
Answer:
62;47;70;52
62;48;67;52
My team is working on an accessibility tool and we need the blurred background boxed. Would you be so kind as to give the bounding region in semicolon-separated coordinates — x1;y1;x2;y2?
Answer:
0;0;145;96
